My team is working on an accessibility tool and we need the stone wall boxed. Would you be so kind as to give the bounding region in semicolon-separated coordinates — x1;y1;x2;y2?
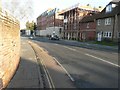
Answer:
0;8;20;89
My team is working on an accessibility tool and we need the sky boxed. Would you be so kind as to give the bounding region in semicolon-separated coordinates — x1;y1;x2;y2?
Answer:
1;0;112;29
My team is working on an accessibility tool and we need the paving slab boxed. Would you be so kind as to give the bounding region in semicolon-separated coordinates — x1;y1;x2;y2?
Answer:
6;38;42;88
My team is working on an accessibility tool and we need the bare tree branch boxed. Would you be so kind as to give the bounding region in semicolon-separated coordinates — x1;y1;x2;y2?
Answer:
2;0;34;21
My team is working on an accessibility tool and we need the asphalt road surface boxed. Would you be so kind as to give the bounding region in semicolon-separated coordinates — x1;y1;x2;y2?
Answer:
32;37;119;88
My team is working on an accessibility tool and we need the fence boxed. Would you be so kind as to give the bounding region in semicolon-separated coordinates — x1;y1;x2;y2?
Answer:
0;7;20;89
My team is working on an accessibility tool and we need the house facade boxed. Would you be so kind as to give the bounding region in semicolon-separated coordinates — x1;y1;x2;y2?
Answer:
118;14;120;39
59;3;101;40
96;0;120;42
79;14;97;41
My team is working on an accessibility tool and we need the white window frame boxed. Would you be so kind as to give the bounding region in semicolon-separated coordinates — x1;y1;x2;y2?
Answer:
105;18;111;25
112;4;116;8
86;23;89;28
106;5;112;13
103;32;112;38
64;24;67;30
97;19;101;25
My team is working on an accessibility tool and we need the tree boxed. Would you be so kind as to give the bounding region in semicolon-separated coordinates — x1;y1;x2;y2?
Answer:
2;0;33;21
87;4;90;6
33;22;37;30
26;21;36;31
99;6;102;8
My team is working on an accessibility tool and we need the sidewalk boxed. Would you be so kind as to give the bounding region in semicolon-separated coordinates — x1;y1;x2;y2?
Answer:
7;38;42;88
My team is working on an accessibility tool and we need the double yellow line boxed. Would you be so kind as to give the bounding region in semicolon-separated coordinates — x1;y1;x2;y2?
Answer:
28;40;55;89
40;59;55;89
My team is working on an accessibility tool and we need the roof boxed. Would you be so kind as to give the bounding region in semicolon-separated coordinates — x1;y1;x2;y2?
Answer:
59;3;101;15
79;1;120;23
111;0;120;3
96;1;120;19
80;14;99;23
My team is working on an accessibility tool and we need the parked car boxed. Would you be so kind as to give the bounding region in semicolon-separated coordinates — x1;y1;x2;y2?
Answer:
29;35;33;39
50;35;59;40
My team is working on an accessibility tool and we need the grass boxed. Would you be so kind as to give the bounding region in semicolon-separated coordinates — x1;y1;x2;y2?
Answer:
92;41;117;46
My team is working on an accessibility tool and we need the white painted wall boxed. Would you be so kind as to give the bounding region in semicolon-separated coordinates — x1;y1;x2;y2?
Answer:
25;30;31;36
36;27;63;38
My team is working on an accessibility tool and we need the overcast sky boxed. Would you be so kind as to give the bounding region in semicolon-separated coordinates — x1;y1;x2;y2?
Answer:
1;0;112;29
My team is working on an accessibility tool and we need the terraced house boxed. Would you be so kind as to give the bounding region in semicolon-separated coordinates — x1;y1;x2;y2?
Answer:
96;0;120;42
79;13;97;41
59;3;102;40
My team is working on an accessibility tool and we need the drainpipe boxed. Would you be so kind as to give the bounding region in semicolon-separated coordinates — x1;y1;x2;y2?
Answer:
112;14;117;41
53;13;55;36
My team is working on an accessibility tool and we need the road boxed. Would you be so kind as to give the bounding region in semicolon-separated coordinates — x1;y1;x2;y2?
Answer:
32;37;118;88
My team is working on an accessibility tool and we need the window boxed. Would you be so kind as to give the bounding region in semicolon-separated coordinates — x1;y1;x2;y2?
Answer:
112;4;116;8
105;18;111;25
86;23;89;28
118;32;120;38
103;32;112;38
64;19;67;23
64;25;67;30
109;32;112;37
106;5;112;13
73;23;76;29
97;19;101;25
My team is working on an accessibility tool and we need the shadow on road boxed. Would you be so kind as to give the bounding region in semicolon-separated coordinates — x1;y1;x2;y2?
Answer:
6;57;77;88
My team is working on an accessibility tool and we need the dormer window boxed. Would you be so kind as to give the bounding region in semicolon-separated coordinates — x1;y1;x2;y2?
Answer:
106;5;112;13
112;4;116;8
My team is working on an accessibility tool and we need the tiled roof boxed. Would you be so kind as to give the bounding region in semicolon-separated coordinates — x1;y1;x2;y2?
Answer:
59;4;101;15
95;1;120;19
80;1;120;23
79;14;99;23
111;0;120;3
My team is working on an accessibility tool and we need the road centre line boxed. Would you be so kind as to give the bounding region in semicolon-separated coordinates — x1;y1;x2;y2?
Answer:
62;46;77;51
54;43;77;51
85;53;120;68
49;42;119;68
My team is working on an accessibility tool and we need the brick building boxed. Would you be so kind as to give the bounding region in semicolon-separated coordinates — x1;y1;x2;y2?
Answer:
0;8;20;89
79;13;97;41
37;9;50;30
59;3;101;40
37;8;63;30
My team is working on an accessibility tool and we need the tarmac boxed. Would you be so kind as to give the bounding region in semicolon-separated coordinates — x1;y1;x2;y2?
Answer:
6;37;42;88
6;36;119;89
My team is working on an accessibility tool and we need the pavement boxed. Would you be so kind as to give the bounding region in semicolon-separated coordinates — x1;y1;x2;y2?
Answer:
6;38;42;88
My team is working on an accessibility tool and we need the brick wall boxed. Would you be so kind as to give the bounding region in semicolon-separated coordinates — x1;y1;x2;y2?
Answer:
0;8;20;89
